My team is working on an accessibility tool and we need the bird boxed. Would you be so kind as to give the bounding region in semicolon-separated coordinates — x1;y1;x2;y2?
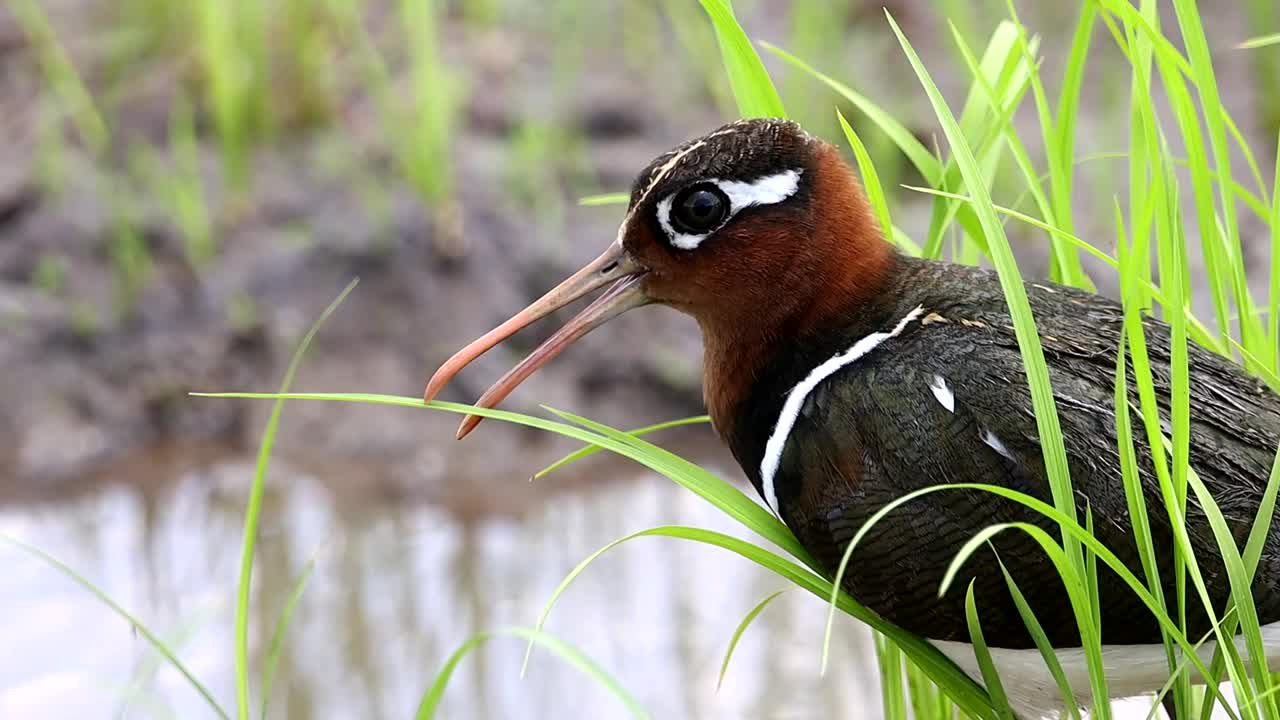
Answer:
422;118;1280;719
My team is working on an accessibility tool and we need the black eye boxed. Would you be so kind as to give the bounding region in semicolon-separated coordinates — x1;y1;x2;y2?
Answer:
670;186;729;234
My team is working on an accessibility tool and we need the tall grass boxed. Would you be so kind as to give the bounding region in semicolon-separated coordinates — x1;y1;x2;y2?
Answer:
8;1;1280;719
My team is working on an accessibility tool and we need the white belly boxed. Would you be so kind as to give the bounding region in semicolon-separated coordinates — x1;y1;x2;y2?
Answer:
931;621;1280;718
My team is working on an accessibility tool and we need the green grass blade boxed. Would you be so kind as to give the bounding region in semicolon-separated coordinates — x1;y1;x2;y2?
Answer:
1113;324;1178;693
717;589;788;690
760;42;941;186
233;278;358;720
944;19;1084;288
963;581;1016;719
198;394;807;562
533;415;710;480
836;110;893;240
1240;34;1280;49
539;405;803;556
875;634;908;720
1183;461;1275;712
194;390;1005;716
1172;0;1262;358
0;534;229;720
1002;0;1095;288
260;550;321;720
696;0;785;118
885;7;1080;584
942;523;1110;717
1248;454;1280;595
520;529;657;677
415;627;647;720
532;524;999;717
834;477;1240;716
578;192;630;206
1269;130;1280;368
996;558;1082;719
7;0;108;154
902;184;1226;354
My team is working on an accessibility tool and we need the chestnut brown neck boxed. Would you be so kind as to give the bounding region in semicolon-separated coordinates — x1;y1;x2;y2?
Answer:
696;145;898;439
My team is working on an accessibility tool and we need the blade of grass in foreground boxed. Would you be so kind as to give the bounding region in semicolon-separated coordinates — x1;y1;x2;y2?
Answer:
761;42;941;186
964;581;1015;719
945;522;1108;717
1269;130;1280;370
885;2;1087;662
193;393;1002;718
717;589;788;690
533;415;710;480
415;626;646;719
530;524;1000;717
696;0;785;118
998;559;1082;719
234;279;358;720
876;633;908;720
842;477;1242;718
578;192;630;206
0;534;229;719
200;393;794;551
260;549;321;720
836;109;922;255
1239;34;1280;49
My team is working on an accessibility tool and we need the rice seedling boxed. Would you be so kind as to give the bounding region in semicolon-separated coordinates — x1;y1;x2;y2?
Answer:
355;0;464;255
459;0;500;28
33;253;68;296
7;0;109;156
783;0;851;139
193;0;269;189
622;0;663;74
506;121;572;238
130;95;217;270
227;291;259;333
658;0;737;114
166;95;217;268
1243;0;1280;134
107;190;151;319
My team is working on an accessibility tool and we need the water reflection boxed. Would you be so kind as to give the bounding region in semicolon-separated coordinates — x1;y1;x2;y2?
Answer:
0;446;884;719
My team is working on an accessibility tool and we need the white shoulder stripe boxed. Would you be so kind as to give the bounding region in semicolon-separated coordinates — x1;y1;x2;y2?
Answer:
758;306;926;515
934;620;1280;719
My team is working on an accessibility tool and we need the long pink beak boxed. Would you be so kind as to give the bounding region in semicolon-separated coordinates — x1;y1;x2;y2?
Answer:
423;243;650;438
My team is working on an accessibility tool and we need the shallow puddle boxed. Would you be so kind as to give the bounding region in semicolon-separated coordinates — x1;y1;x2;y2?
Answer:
0;447;886;719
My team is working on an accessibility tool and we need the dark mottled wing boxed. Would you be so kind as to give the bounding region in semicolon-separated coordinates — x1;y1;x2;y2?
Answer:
780;259;1280;647
779;352;1088;647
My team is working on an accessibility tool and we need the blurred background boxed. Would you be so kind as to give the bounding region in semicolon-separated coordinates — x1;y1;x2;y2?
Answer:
1;1;1277;718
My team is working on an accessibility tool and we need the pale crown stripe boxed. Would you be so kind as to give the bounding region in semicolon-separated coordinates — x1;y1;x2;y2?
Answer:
759;306;926;515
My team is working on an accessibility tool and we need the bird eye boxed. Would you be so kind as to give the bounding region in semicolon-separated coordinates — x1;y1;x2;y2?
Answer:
670;185;729;235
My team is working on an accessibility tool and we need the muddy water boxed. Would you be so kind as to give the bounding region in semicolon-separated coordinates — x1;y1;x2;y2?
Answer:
0;442;887;719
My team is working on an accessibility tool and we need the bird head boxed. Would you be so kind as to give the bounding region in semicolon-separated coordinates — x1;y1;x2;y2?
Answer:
424;118;894;437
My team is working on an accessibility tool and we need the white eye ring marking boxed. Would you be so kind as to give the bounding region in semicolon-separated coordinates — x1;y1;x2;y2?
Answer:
759;305;925;515
656;169;803;250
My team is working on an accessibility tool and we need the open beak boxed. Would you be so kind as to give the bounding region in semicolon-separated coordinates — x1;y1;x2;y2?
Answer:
423;242;650;439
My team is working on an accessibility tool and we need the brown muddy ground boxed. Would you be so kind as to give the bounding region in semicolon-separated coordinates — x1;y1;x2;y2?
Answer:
0;1;1277;718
